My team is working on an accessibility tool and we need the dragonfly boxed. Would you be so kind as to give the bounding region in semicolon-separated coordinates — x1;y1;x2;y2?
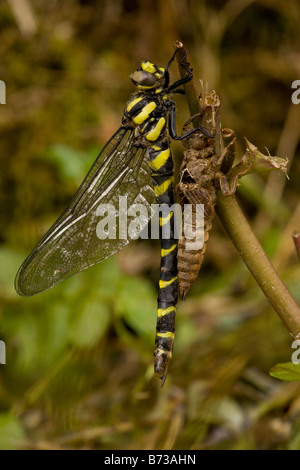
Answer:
15;46;212;385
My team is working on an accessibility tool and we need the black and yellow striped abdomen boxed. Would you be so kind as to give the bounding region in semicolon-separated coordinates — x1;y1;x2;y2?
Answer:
123;93;178;384
149;143;178;384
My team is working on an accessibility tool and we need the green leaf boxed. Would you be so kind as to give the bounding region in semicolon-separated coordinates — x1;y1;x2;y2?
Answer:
96;256;122;299
5;300;70;376
44;144;91;184
68;300;110;347
116;277;156;339
269;362;300;382
0;246;25;298
0;413;26;450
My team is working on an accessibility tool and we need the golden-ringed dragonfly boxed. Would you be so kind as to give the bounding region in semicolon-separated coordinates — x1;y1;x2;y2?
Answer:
15;47;213;385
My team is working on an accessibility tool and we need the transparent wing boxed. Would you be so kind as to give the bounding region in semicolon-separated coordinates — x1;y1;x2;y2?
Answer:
15;127;156;296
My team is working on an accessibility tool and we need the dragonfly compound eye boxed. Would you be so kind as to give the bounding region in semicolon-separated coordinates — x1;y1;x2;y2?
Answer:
130;70;157;89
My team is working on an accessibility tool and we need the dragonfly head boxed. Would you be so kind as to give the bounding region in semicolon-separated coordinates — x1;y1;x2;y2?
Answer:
130;61;165;90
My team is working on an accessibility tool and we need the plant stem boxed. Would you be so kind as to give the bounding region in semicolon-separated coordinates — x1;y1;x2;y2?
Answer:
216;192;300;339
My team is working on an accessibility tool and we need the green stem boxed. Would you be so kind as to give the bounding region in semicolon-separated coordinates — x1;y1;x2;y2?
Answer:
216;192;300;339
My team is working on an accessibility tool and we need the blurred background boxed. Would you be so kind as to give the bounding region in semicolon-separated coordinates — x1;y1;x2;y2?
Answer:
1;0;300;450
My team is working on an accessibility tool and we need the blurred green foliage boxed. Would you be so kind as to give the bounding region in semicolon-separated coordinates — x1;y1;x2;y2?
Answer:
1;0;300;450
270;362;300;382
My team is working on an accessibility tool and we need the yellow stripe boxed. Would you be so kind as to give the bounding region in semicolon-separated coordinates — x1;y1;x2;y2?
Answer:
157;306;176;317
160;211;173;226
156;331;175;339
133;102;156;125
141;61;156;73
146;117;166;141
154;177;172;196
137;84;155;90
161;244;176;257
159;277;177;289
126;96;144;112
148;148;170;171
156;348;172;358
